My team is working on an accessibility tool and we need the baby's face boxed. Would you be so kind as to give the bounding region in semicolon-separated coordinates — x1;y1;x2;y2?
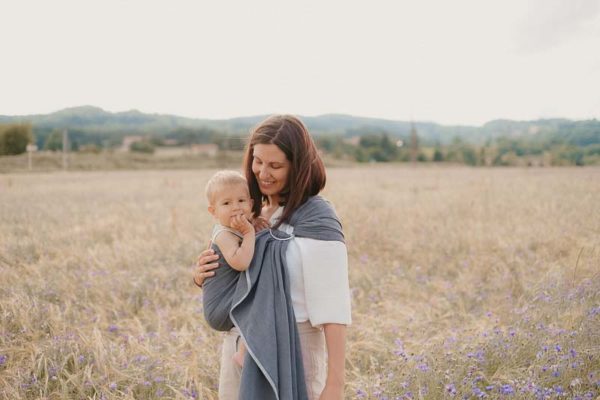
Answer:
209;183;253;228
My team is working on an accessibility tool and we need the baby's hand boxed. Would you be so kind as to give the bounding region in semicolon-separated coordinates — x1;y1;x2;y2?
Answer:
231;214;254;236
252;216;270;233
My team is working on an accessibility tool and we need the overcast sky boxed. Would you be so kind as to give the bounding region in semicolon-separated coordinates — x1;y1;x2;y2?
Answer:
1;0;599;125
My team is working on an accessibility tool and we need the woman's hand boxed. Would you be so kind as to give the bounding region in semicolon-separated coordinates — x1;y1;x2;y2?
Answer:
319;383;344;400
193;247;220;287
252;216;270;233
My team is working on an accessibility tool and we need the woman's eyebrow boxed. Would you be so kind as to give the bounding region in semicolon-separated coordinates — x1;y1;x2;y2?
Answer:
253;154;286;165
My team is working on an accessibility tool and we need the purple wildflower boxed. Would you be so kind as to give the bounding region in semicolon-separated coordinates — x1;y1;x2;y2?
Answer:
356;389;367;398
0;355;7;366
416;363;429;372
553;386;564;395
182;388;198;399
467;350;485;362
108;325;118;333
534;386;553;399
445;383;457;396
472;387;487;398
500;384;514;395
134;354;149;363
109;382;117;390
394;339;408;360
569;349;577;358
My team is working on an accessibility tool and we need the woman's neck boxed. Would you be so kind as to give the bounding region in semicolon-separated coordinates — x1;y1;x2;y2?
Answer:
262;196;282;221
267;194;281;208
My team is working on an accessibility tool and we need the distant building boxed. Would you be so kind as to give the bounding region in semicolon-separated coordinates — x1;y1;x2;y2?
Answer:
343;136;361;146
163;139;178;146
189;143;219;157
120;135;144;152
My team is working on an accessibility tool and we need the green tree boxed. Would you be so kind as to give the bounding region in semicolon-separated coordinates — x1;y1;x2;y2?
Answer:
357;133;398;162
462;147;478;166
130;141;155;154
0;124;33;155
44;130;64;151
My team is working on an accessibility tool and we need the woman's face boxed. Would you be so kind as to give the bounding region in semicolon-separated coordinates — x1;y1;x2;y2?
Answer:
251;144;290;199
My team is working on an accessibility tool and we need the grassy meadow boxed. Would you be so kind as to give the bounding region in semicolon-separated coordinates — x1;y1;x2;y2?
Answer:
0;166;599;399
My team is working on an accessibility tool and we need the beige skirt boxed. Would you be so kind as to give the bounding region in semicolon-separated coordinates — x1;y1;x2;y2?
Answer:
218;321;326;400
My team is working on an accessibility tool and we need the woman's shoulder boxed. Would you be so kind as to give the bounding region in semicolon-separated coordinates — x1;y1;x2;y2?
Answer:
289;195;344;241
298;195;338;218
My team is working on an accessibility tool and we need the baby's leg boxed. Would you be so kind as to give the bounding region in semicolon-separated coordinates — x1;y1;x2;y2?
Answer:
232;339;246;368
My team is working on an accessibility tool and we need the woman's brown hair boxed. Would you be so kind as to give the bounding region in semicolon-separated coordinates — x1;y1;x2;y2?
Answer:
243;115;326;227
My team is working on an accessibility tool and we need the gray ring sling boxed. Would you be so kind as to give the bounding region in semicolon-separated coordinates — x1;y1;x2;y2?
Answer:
202;196;345;400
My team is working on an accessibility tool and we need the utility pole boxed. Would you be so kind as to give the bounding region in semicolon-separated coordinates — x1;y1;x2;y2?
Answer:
26;143;38;171
410;122;419;164
62;129;69;171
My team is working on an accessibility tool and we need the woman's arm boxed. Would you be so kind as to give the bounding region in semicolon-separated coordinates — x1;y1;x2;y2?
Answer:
320;323;346;400
296;238;352;326
292;232;351;399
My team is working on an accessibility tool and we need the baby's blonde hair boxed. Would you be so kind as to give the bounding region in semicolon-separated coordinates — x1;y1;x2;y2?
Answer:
205;170;248;204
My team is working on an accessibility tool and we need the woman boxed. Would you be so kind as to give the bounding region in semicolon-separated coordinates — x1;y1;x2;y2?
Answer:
194;115;351;400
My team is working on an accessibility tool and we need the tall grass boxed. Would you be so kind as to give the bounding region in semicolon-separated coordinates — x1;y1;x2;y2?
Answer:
0;167;598;399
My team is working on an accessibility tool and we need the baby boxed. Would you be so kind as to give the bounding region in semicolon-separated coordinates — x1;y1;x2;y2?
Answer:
203;170;255;368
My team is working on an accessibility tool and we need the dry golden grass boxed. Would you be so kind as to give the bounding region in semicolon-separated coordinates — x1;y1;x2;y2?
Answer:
0;166;599;399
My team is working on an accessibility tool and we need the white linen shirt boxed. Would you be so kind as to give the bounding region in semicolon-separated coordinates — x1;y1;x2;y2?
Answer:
269;206;352;327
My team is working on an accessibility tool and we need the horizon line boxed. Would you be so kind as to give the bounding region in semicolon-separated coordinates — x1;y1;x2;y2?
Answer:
1;104;597;128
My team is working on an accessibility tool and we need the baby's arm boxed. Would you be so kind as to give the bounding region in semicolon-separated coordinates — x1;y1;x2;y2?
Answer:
214;216;255;271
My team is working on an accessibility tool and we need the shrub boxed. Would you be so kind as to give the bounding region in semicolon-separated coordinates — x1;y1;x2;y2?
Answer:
130;141;155;154
0;124;33;155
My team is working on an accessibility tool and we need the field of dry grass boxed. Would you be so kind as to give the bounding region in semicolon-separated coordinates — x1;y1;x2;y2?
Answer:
1;166;599;399
0;151;247;173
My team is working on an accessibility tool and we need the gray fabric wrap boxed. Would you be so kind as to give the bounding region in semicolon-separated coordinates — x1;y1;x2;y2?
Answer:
202;196;344;400
202;243;238;331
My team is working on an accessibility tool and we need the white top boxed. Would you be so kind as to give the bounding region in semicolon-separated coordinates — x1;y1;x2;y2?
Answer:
211;224;243;242
269;206;352;327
